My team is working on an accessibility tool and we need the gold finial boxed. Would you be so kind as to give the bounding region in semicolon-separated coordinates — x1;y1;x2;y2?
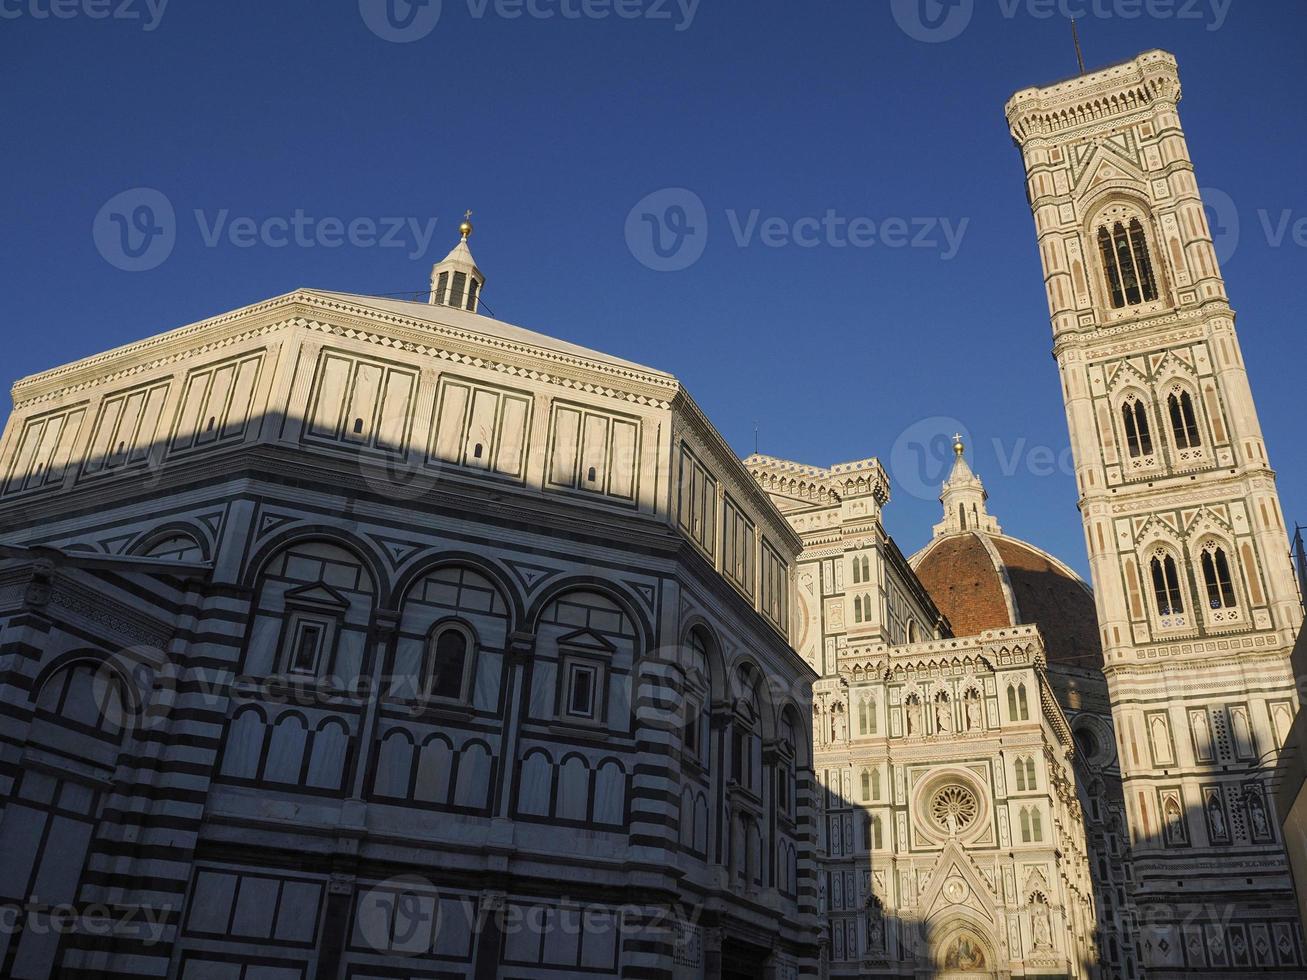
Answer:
459;209;474;240
953;433;965;456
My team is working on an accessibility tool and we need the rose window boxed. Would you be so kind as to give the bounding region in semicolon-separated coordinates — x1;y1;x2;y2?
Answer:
930;784;979;834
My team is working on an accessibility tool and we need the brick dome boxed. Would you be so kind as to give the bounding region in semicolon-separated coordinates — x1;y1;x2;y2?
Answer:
911;530;1103;670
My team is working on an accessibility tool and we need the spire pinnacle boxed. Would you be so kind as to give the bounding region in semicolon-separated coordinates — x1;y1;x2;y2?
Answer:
932;428;1001;539
459;209;474;240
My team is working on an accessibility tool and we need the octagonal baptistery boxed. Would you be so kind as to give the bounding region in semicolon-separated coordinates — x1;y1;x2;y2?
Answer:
0;233;819;980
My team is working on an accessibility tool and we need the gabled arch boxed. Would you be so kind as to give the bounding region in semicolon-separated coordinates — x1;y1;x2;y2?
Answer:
128;523;211;562
389;551;524;627
242;526;386;598
525;576;654;652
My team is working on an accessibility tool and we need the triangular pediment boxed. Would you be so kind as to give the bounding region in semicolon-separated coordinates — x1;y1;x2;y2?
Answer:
920;841;997;924
556;627;616;653
1073;142;1147;197
284;581;349;609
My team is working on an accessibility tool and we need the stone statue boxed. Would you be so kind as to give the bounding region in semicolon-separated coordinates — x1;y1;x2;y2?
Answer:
906;698;922;736
936;699;952;734
1249;791;1270;839
966;698;982;732
1032;904;1053;949
1207;796;1227;839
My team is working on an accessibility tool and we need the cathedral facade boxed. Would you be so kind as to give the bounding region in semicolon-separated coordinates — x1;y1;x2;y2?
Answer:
0;47;1303;980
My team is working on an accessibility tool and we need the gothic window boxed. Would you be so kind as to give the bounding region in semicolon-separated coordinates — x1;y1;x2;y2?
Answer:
871;767;882;801
1021;807;1043;843
435;270;449;305
1201;544;1237;610
1097;217;1159;309
851;558;861;584
861;556;870;581
859;696;877;735
906;620;918;643
1168;389;1201;449
1008;683;1030;722
1024;757;1036;790
959;504;967;530
853;595;863;624
426;624;472;701
1150;551;1184;616
1014;757;1029;792
1121;396;1154;458
861;768;871;802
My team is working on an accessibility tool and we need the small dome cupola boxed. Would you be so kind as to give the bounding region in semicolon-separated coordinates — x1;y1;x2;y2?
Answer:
933;435;1001;538
430;211;484;313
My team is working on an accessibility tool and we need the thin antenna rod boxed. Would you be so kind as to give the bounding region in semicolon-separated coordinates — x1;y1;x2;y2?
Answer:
754;421;759;456
1071;19;1086;75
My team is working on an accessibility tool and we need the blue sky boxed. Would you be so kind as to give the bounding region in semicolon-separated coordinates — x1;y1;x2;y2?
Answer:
3;0;1305;574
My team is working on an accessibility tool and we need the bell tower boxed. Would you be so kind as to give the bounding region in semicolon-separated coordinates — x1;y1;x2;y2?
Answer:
1007;51;1304;972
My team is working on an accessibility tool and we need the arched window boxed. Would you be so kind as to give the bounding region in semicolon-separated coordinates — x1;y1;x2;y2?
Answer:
1150;552;1184;616
858;696;876;735
860;768;871;801
1097;217;1159;309
1024;757;1036;790
1015;757;1028;792
1031;808;1044;842
861;556;870;581
1020;807;1032;842
1201;544;1237;610
427;625;471;700
1168;390;1201;449
852;557;861;584
1016;683;1030;721
906;620;918;643
871;767;882;801
959;503;967;530
853;595;863;624
1121;397;1154;458
1007;685;1018;720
